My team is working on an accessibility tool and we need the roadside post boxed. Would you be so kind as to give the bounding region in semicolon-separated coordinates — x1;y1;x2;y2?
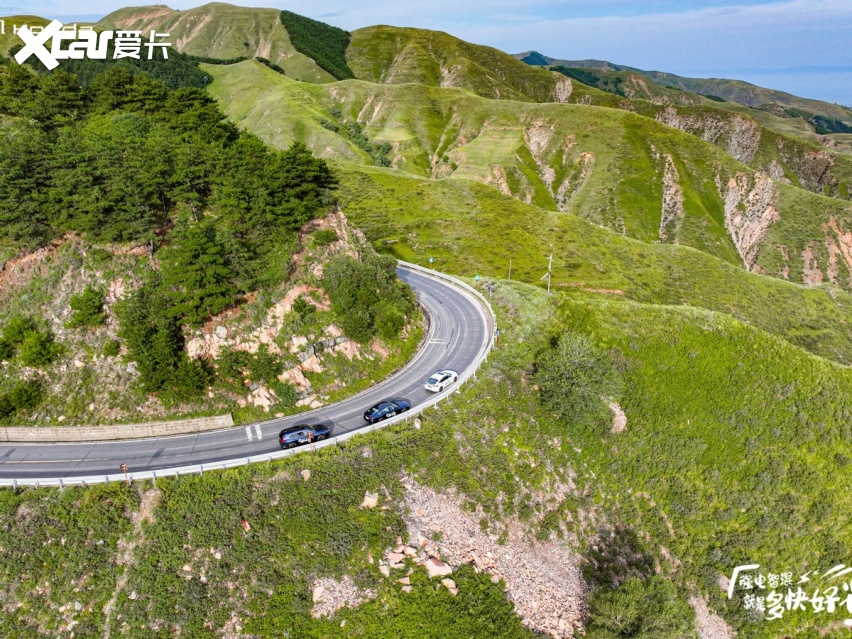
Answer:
120;464;129;485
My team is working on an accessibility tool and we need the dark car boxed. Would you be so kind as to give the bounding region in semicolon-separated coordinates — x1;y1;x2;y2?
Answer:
363;399;411;423
279;424;331;449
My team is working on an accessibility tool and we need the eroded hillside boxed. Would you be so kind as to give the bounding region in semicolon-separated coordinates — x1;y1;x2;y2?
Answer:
206;61;852;292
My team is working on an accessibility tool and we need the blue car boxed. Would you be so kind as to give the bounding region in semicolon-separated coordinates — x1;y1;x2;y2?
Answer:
279;424;331;449
363;399;411;423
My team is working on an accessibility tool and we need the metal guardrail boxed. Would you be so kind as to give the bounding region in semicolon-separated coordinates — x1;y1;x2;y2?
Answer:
0;262;496;488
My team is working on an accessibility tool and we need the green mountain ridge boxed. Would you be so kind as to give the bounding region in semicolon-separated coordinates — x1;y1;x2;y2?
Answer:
97;2;336;82
205;60;852;295
515;50;852;122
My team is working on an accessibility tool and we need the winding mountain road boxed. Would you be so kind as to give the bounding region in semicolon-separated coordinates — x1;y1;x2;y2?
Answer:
0;265;493;484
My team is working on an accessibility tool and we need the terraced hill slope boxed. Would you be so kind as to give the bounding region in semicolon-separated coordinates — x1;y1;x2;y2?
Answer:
97;3;335;82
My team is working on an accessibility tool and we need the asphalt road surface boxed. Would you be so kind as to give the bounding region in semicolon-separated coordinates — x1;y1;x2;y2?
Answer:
0;266;492;481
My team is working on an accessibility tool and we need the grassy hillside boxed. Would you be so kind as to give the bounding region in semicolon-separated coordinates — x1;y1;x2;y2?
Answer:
346;26;616;106
206;61;852;295
97;3;335;82
0;15;50;55
555;292;852;638
337;165;852;365
345;29;852;199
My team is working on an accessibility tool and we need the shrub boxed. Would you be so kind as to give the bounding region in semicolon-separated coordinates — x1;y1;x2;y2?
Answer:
292;296;315;321
217;347;252;383
67;287;106;328
269;379;299;407
102;339;121;357
533;332;622;423
0;338;14;361
2;315;37;345
246;344;283;383
584;576;697;639
312;228;338;246
0;380;43;418
17;330;63;367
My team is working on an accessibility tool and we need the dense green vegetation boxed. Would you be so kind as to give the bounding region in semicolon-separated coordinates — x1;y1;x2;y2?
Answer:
533;333;622;424
280;10;354;80
0;59;339;402
324;253;417;343
67;288;107;328
548;293;852;638
0;315;63;369
11;42;213;89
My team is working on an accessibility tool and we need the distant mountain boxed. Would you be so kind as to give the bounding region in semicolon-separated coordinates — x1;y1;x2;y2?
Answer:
514;51;852;125
97;3;336;82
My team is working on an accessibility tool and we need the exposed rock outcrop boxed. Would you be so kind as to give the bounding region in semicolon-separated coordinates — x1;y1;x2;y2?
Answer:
659;154;684;241
552;76;572;103
397;478;586;638
309;575;376;618
656;107;761;164
718;172;780;269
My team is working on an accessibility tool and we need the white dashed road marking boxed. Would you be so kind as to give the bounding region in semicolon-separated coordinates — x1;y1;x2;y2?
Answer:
255;424;263;440
245;426;253;442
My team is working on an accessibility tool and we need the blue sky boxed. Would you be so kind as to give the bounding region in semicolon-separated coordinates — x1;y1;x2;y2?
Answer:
6;0;852;105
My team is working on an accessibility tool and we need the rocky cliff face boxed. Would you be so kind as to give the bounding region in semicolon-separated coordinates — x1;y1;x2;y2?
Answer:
659;155;685;242
656;107;761;164
718;172;780;270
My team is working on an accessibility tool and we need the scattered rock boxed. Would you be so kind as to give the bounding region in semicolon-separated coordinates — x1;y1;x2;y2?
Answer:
301;469;311;481
312;585;325;603
441;578;456;590
609;401;627;434
424;558;452;578
361;492;379;509
310;575;376;619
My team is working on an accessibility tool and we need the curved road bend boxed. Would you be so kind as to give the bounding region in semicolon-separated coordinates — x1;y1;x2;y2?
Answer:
0;267;492;480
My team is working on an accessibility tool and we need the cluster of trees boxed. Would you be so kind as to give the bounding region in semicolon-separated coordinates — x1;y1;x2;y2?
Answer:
346;121;393;167
279;10;355;80
0;316;61;419
0;63;337;257
0;60;339;399
10;42;212;89
323;253;416;343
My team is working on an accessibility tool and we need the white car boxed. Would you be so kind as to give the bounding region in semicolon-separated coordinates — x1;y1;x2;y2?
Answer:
424;369;459;392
